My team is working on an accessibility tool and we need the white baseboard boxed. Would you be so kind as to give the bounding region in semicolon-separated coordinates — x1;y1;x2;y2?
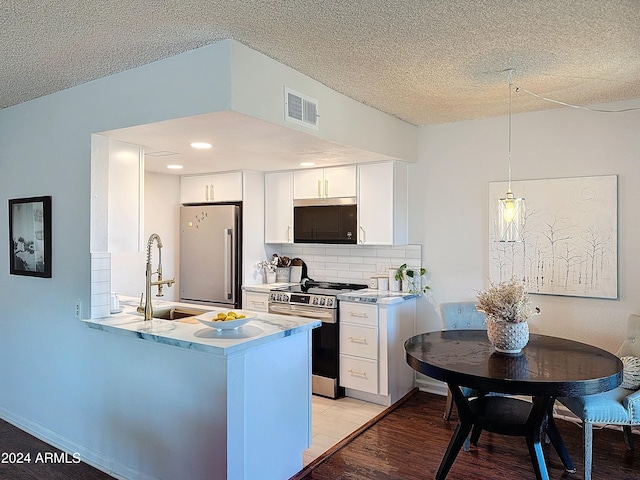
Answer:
0;406;156;480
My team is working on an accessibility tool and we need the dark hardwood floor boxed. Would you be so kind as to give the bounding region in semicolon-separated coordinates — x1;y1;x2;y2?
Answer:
2;391;637;480
296;391;639;480
0;419;114;480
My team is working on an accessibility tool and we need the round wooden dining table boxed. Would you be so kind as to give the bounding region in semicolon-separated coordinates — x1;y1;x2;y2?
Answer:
405;330;622;480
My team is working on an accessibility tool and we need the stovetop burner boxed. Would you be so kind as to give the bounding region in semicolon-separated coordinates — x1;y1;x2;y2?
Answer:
282;281;368;295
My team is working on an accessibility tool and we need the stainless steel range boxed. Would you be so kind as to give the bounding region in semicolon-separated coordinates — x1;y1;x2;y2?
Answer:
268;281;367;398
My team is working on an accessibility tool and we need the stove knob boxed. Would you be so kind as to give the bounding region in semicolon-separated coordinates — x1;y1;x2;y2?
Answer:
327;298;334;307
313;297;319;305
283;294;289;302
319;298;326;306
277;293;283;301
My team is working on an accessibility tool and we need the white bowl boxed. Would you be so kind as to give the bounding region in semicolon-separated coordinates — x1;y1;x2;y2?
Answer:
195;310;256;330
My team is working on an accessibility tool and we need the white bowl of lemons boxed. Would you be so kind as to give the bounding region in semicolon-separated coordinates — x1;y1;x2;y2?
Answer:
195;309;255;330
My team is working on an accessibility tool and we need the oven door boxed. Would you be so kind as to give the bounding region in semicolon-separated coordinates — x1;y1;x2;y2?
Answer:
268;303;342;398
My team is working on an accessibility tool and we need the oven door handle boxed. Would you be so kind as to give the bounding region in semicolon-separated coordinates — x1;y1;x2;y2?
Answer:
268;303;336;323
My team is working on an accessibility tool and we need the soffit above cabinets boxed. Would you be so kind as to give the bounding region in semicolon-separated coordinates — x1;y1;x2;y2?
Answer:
98;110;398;176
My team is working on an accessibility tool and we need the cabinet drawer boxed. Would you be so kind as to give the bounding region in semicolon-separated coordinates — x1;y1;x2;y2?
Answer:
244;292;268;312
339;303;378;326
339;354;378;394
340;324;378;359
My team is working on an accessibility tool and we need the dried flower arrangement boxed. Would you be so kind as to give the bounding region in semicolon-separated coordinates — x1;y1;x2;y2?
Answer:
476;278;540;324
256;258;278;273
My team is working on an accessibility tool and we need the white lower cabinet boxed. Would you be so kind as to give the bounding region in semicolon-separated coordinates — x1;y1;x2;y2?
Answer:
242;292;269;312
339;298;416;406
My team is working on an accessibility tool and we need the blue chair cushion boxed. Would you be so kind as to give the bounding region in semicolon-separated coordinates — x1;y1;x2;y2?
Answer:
560;386;640;424
441;302;487;330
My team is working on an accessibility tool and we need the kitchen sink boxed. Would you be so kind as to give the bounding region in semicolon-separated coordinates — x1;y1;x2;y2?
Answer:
151;306;212;321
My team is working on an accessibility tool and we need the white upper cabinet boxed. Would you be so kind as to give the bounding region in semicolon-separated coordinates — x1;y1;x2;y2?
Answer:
108;140;144;253
357;162;408;246
265;171;293;243
293;166;356;199
180;172;243;204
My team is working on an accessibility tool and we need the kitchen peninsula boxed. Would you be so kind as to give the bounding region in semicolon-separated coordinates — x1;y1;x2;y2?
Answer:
84;297;320;480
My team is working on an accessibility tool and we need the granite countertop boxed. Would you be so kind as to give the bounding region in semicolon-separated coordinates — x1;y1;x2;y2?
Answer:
83;296;320;357
337;289;418;305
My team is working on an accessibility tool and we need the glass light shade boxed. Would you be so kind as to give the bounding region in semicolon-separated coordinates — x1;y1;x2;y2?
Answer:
496;191;525;242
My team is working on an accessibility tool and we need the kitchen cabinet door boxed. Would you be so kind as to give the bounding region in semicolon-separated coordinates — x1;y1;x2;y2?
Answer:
357;162;408;245
265;171;293;243
108;140;144;252
180;172;242;203
293;166;356;199
210;172;243;202
323;165;356;198
293;168;324;199
243;292;269;312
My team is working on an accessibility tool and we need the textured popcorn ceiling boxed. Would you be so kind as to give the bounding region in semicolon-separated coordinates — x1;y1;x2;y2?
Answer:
1;0;639;125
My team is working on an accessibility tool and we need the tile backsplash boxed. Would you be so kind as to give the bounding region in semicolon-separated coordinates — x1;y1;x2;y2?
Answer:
90;252;111;319
280;244;422;285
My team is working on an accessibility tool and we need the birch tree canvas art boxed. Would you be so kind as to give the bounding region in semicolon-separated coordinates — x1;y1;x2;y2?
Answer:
489;175;617;299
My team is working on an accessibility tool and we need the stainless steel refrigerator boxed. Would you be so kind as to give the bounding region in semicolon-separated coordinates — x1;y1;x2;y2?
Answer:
179;204;241;308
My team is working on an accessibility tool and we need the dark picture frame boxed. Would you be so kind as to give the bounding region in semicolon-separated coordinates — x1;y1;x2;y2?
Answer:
9;196;52;278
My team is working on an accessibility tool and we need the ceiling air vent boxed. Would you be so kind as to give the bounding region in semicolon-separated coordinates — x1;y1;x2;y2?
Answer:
284;87;319;130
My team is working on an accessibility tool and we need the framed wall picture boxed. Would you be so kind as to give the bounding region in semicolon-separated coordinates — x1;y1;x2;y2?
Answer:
489;175;617;299
9;196;52;278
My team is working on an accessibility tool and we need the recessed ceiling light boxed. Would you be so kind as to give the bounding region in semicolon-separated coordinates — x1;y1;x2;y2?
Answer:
299;162;316;167
166;164;183;170
190;142;212;149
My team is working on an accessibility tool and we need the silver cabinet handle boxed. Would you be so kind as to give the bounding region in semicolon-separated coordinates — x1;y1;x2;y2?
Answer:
359;226;365;243
205;184;210;202
348;336;368;344
317;179;322;198
287;225;292;242
251;301;265;307
349;311;368;318
210;184;215;202
348;369;368;378
325;179;328;197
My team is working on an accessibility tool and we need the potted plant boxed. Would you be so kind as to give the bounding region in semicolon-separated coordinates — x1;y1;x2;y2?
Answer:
476;278;540;353
395;263;430;295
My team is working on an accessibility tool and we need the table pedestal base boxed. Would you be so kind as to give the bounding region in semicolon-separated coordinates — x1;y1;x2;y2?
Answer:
436;387;576;480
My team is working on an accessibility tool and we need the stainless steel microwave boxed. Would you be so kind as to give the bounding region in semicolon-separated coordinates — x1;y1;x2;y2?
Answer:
293;198;357;244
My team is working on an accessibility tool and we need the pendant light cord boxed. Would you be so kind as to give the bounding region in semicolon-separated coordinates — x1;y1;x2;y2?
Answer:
507;69;513;192
515;86;640;113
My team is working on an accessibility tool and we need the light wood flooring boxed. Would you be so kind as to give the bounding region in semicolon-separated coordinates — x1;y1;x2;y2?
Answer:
304;394;387;466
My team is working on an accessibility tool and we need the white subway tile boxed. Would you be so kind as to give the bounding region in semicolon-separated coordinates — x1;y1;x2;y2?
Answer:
92;281;111;294
315;255;338;263
307;246;330;254
346;256;364;264
349;264;377;273
313;269;338;278
376;248;395;257
325;262;350;271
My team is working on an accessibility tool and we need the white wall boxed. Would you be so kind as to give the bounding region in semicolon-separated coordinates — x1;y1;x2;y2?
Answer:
0;41;234;478
411;98;640;352
229;41;417;162
0;39;423;479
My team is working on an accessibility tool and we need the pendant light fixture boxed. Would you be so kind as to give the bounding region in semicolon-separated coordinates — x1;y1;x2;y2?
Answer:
496;69;525;242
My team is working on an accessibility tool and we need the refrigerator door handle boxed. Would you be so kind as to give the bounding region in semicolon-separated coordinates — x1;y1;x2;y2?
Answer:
224;228;233;300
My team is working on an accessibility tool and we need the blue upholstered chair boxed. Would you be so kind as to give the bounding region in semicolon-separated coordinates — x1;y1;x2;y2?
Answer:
558;313;640;480
441;302;488;420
